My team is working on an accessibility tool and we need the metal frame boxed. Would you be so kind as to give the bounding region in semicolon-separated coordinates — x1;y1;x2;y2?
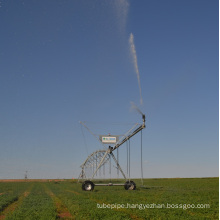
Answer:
79;114;145;190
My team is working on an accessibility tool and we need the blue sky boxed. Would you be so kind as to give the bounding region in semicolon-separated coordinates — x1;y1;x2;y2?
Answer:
0;0;218;179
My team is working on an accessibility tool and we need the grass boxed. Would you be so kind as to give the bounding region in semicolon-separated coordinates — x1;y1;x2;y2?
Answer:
0;178;218;219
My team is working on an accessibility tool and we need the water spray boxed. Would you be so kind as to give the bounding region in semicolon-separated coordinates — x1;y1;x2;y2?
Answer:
129;33;143;105
130;101;144;116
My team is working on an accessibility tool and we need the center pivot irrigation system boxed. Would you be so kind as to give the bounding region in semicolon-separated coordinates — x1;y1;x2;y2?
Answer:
78;112;146;191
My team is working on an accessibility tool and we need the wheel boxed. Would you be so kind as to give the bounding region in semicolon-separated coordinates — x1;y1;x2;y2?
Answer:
82;180;94;191
124;180;136;190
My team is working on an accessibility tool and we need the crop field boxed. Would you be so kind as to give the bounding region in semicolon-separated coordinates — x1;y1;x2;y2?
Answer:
0;178;218;219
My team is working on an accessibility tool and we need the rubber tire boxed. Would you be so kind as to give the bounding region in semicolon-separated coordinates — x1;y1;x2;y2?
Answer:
82;180;95;191
124;180;136;190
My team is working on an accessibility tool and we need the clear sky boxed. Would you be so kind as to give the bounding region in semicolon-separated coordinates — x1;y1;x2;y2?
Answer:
0;0;218;179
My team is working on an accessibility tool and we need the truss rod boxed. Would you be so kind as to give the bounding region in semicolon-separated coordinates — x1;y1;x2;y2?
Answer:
110;152;127;179
91;150;109;179
79;121;107;150
111;114;145;152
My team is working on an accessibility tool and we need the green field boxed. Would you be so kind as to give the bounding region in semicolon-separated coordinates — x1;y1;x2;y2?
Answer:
0;178;218;219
